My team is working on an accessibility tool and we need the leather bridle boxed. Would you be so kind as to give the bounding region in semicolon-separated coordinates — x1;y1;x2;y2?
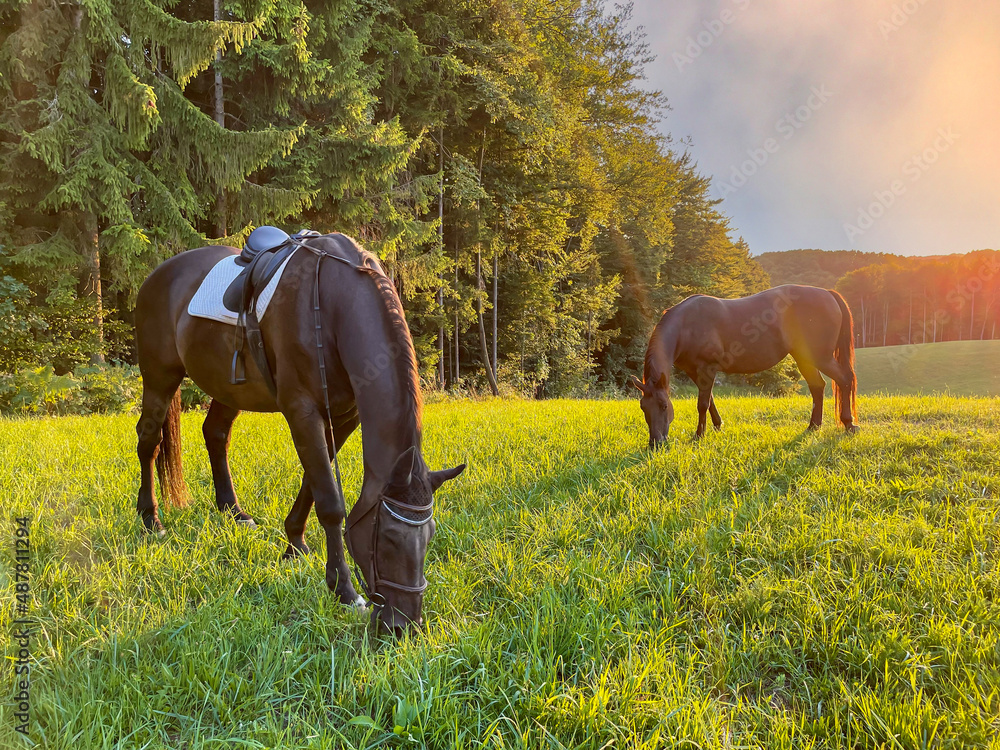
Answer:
346;493;433;610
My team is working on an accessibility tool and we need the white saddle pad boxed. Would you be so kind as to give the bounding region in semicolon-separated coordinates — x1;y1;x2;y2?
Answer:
187;251;297;325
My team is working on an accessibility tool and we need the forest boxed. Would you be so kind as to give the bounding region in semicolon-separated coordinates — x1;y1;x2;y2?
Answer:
759;248;1000;349
0;0;769;398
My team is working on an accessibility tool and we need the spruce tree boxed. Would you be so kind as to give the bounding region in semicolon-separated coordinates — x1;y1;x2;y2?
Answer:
0;0;308;365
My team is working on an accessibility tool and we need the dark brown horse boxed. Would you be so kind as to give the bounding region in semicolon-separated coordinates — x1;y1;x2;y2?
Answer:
134;233;464;635
632;285;857;448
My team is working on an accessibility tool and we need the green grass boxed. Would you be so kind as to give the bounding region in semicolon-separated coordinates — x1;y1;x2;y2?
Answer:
855;340;1000;396
2;395;1000;748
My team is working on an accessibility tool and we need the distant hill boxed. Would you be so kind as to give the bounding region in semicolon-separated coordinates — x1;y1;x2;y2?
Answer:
756;249;901;288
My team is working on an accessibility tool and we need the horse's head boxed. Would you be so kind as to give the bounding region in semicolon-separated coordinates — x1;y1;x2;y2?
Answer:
631;372;673;449
348;447;465;637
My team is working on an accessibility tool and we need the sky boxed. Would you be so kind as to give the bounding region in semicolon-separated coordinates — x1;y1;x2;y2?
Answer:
627;0;1000;257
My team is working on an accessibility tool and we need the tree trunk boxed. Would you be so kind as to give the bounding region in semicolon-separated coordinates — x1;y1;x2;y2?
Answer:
922;289;927;344
213;0;227;237
980;298;993;340
476;250;499;395
860;298;866;347
969;290;976;340
81;212;105;364
438;127;445;388
73;1;103;365
492;253;498;381
908;292;912;344
438;288;445;388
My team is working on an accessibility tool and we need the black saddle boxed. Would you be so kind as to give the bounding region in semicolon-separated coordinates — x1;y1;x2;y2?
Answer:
224;226;294;313
224;226;320;390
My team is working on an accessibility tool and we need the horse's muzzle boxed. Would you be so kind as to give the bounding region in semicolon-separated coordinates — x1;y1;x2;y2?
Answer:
371;607;423;638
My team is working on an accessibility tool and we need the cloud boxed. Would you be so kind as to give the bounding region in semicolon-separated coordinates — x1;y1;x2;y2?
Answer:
630;0;1000;255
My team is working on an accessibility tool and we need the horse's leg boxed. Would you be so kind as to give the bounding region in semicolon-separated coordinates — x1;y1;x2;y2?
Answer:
709;397;723;430
694;369;717;439
282;414;359;560
282;480;314;560
135;370;184;535
202;399;254;525
816;358;856;431
281;404;360;605
796;360;826;430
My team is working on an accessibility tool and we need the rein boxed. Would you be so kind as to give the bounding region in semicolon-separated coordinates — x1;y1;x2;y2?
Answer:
228;229;426;610
302;238;429;609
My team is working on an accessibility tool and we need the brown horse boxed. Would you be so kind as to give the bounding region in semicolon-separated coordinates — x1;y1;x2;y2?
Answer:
134;233;465;635
632;285;857;448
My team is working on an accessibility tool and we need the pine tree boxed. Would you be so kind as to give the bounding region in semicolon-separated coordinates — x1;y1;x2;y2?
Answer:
0;1;307;362
0;0;411;368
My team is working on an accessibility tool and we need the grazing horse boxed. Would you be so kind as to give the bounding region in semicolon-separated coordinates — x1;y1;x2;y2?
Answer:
134;233;465;635
632;285;857;448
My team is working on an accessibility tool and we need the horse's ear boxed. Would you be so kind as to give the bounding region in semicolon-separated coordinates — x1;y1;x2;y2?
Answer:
389;447;416;488
654;372;667;391
630;375;646;394
429;463;466;492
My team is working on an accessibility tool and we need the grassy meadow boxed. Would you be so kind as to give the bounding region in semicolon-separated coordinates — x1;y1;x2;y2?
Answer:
1;394;999;748
854;340;1000;396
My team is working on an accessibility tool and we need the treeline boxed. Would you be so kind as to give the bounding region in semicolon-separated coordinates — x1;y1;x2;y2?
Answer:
757;249;902;290
0;0;766;395
838;250;1000;348
760;248;1000;349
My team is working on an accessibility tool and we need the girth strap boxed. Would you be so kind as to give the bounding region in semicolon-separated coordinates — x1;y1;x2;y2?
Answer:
244;309;275;393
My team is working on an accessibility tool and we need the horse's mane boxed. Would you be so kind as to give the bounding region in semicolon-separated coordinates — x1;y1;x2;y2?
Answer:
323;234;423;430
643;305;677;380
365;256;424;426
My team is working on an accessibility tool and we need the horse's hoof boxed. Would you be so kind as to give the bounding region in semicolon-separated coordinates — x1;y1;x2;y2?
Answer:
141;515;166;537
807;423;821;432
712;423;723;432
331;584;363;606
281;543;310;560
844;424;860;434
227;508;256;528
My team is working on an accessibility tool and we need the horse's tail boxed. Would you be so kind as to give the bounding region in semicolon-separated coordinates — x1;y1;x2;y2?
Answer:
829;289;857;424
155;389;190;507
